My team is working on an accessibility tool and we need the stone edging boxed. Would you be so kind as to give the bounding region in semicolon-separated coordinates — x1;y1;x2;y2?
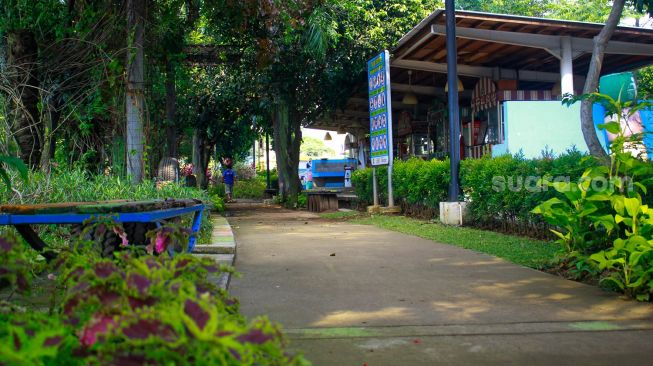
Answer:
192;215;236;290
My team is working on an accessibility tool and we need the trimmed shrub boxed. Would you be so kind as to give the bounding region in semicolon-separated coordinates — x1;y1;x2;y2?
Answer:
460;150;595;235
352;159;448;217
352;150;596;236
234;179;266;199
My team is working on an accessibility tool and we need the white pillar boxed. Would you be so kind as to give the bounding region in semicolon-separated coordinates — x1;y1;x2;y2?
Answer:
560;36;574;96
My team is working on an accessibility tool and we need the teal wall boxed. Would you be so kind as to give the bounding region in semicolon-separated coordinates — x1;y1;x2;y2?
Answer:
492;101;588;158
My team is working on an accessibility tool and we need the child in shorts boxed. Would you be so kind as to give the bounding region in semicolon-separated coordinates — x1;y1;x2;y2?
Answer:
222;158;235;202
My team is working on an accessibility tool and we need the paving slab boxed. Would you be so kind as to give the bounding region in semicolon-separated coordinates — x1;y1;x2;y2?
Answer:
192;215;237;290
194;253;235;266
228;203;653;365
192;242;236;254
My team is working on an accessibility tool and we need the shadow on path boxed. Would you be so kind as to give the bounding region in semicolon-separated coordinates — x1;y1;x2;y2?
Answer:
228;202;653;366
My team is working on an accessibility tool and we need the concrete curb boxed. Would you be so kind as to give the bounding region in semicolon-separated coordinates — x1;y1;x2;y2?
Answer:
192;215;236;290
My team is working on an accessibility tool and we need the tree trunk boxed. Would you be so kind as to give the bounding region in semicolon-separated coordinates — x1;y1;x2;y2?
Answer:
186;0;199;24
200;141;212;189
191;129;212;189
39;99;61;173
272;100;302;203
165;59;178;157
580;0;625;162
192;129;201;185
126;0;146;183
7;30;41;169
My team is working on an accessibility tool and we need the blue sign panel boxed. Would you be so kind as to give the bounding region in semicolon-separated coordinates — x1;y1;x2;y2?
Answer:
368;50;393;166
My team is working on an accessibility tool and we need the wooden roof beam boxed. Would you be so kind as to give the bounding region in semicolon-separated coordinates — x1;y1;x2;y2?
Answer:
392;59;585;85
395;31;436;60
431;25;653;59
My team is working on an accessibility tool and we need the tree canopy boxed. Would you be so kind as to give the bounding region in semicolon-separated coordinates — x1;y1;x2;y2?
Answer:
1;0;653;192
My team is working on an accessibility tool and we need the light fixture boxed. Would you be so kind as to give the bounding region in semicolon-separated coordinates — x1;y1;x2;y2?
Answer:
402;70;418;105
324;132;332;141
445;78;464;93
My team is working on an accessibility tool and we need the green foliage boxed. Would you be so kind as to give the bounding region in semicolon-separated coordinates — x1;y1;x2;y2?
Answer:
546;0;617;22
0;230;307;365
0;235;31;295
352;154;592;234
457;0;653;22
210;169;268;201
296;193;307;209
301;136;335;158
462;149;595;235
354;160;448;214
458;0;552;17
533;94;653;300
257;169;279;191
209;193;225;213
0;155;28;195
0;311;80;366
393;158;450;209
637;67;653;99
234;180;266;200
0;0;68;35
8;167;209;205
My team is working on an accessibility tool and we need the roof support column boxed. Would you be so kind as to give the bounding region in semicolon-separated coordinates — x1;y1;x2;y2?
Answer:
560;36;574;95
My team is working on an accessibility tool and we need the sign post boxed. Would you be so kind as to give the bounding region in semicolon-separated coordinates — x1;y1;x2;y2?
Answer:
368;50;395;208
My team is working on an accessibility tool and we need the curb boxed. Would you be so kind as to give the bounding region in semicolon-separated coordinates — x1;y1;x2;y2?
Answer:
192;215;236;290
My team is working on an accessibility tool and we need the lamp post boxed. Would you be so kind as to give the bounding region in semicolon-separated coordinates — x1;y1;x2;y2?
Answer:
446;0;461;202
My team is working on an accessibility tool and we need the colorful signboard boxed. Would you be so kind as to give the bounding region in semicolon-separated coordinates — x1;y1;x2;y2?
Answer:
368;50;393;166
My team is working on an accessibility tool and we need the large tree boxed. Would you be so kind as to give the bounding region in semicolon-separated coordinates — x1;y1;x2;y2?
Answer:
125;0;145;183
200;0;442;202
457;0;553;16
0;1;126;171
576;0;653;160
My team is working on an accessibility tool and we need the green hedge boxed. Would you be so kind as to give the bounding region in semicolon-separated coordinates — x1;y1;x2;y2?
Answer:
460;151;594;235
352;159;449;217
352;151;596;236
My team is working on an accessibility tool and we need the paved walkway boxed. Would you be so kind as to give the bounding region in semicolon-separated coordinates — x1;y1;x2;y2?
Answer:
228;203;653;366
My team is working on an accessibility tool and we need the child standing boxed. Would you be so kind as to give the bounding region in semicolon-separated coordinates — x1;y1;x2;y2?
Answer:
222;158;235;202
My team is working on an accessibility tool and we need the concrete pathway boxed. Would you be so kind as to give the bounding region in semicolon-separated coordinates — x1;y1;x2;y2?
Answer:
228;203;653;366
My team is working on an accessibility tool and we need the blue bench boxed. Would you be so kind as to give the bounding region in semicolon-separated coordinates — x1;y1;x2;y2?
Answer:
0;199;204;260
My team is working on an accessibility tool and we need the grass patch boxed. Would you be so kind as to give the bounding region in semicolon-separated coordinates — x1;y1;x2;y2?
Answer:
351;215;560;269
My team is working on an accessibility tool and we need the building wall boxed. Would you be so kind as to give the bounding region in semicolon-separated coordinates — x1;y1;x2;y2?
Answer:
492;100;653;159
492;101;590;158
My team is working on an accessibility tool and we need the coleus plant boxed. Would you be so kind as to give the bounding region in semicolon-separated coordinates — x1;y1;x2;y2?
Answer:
53;244;305;365
1;221;307;365
0;235;32;296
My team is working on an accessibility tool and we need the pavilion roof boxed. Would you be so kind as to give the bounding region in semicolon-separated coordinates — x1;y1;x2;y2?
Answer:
310;10;653;133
